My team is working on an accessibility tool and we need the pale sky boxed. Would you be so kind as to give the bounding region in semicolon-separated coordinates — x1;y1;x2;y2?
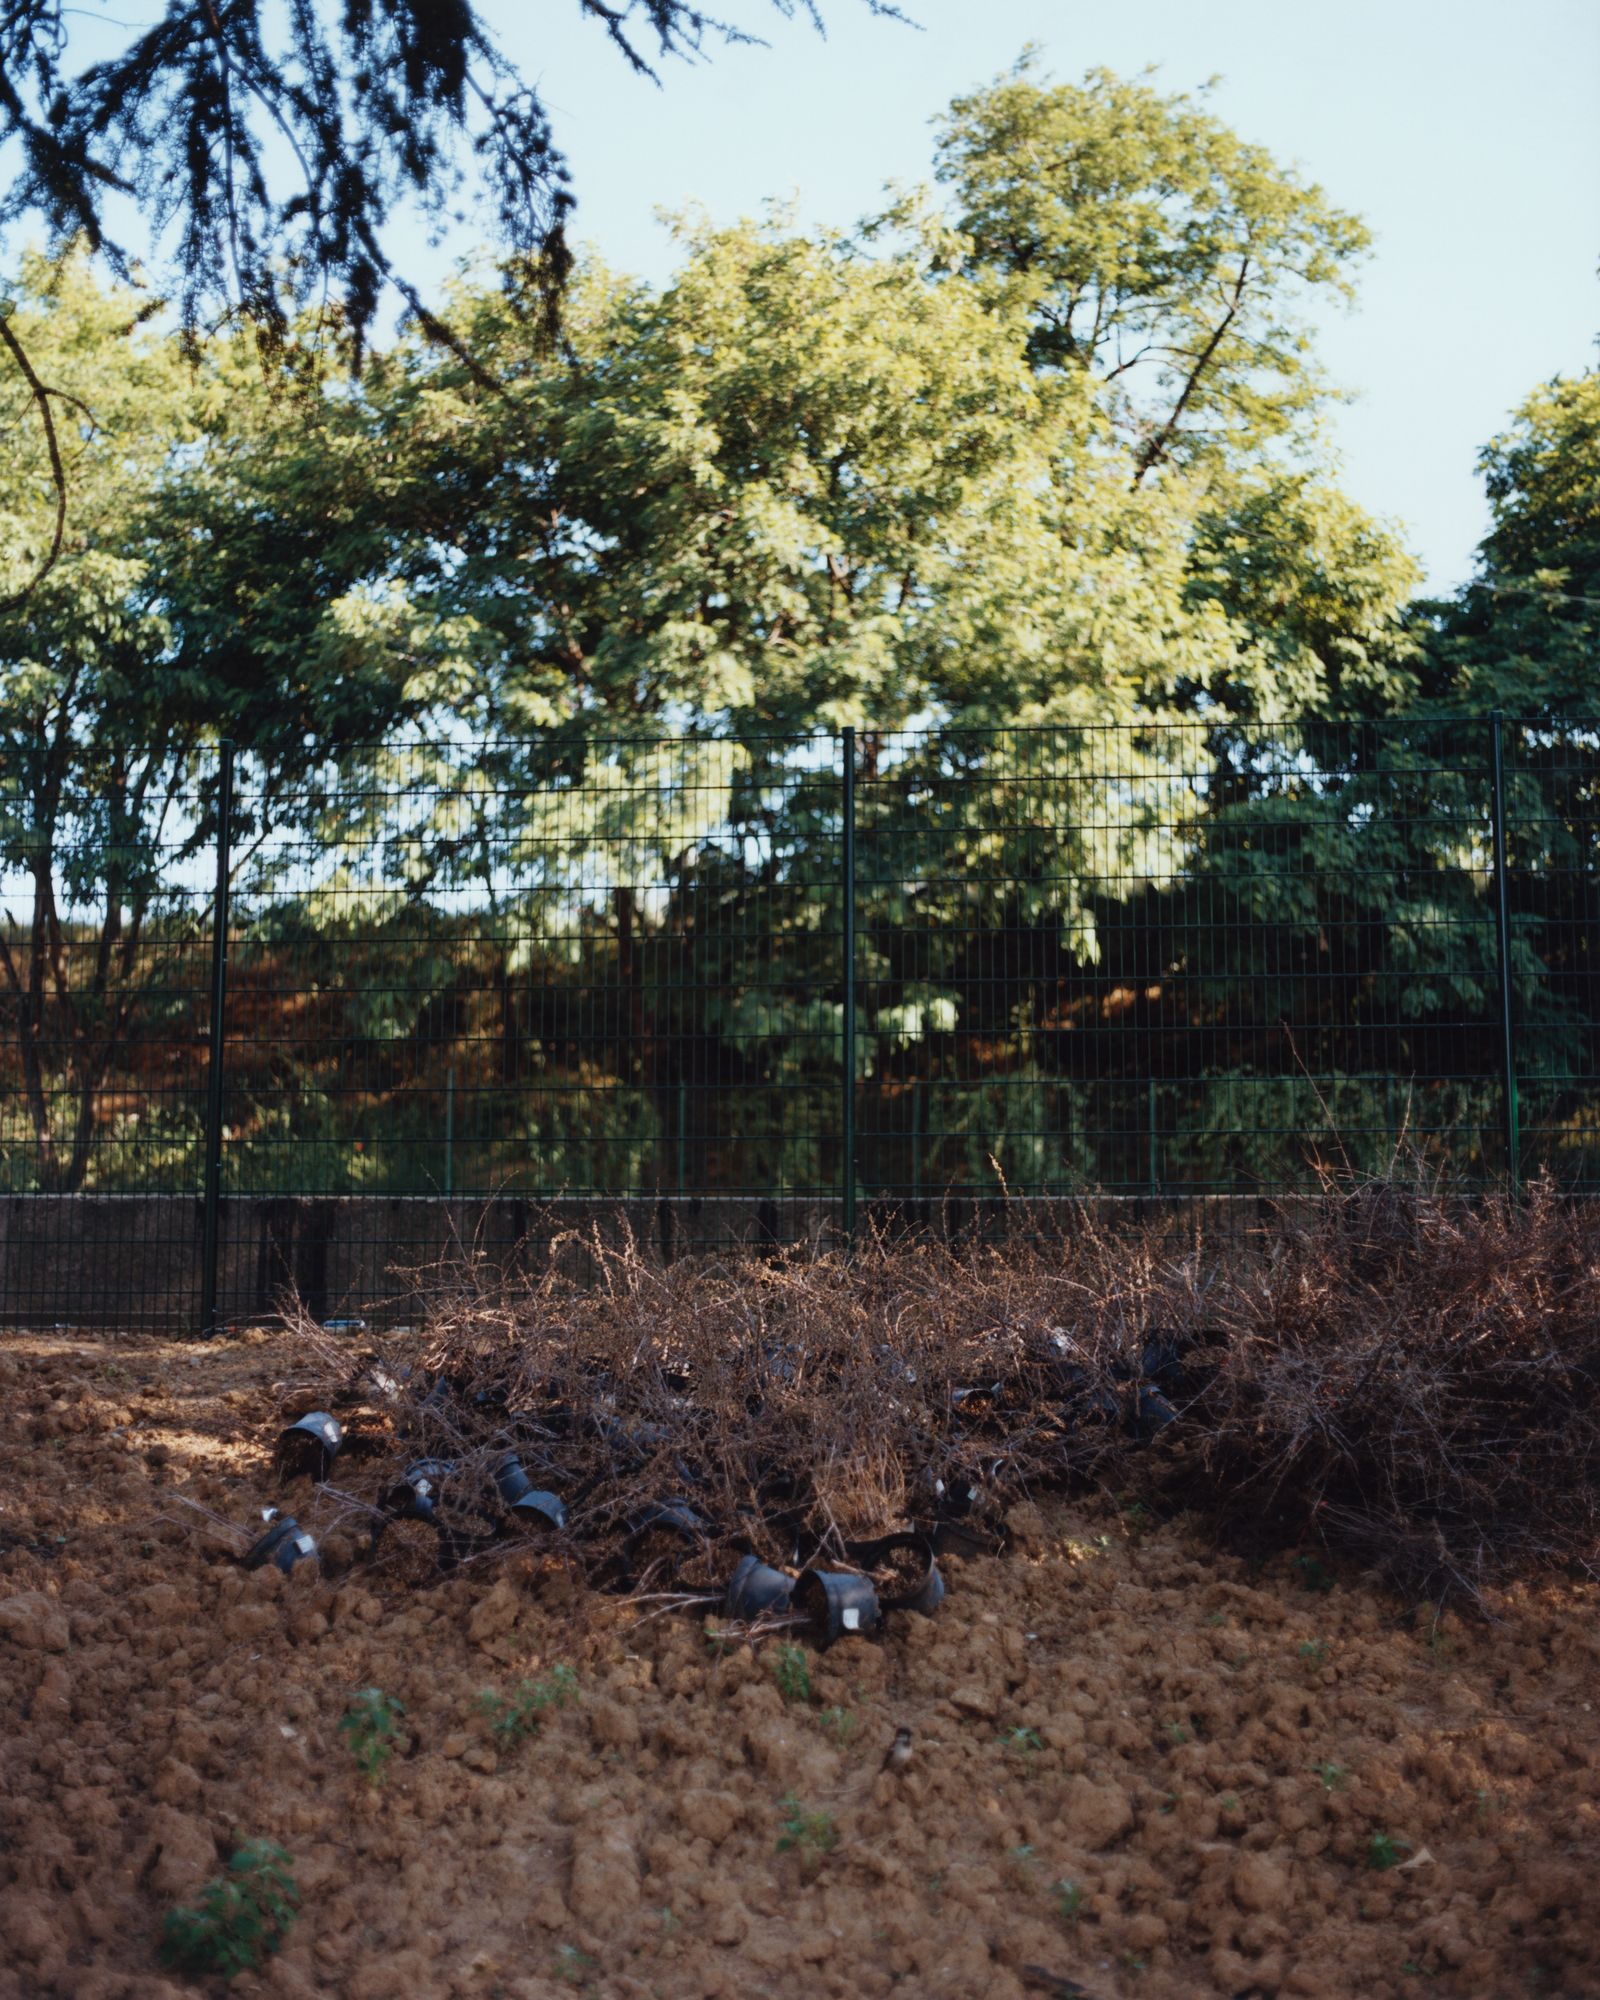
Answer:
463;0;1600;595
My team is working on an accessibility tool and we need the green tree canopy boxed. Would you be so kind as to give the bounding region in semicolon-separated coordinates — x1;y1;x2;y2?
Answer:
1422;369;1600;715
931;52;1370;483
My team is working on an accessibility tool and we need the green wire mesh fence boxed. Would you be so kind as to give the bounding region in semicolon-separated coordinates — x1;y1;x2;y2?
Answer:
2;716;1595;1330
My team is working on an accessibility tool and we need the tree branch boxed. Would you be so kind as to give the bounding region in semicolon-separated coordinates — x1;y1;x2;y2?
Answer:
0;308;68;607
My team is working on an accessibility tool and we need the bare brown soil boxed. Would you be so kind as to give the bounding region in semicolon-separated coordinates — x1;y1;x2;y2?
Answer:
2;1327;1597;2000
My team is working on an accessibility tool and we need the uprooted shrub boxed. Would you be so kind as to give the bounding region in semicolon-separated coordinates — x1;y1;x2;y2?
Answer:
281;1172;1600;1608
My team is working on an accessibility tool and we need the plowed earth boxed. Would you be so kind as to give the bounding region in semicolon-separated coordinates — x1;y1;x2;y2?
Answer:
1;1331;1597;2000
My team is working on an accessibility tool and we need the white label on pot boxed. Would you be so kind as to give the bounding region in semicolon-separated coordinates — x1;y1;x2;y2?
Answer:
967;1486;980;1504
415;1481;431;1497
294;1535;315;1556
841;1607;861;1631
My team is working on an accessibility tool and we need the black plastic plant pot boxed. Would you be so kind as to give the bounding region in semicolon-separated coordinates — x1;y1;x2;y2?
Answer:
893;1552;944;1617
492;1456;566;1531
492;1454;535;1507
1133;1385;1179;1435
796;1568;881;1646
508;1487;567;1532
725;1554;795;1619
863;1534;945;1618
383;1458;456;1525
629;1498;705;1541
931;1473;984;1520
242;1515;318;1574
276;1412;343;1482
623;1498;710;1579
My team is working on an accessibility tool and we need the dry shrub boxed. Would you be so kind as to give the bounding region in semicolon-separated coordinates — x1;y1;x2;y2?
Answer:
1187;1175;1600;1601
289;1175;1600;1608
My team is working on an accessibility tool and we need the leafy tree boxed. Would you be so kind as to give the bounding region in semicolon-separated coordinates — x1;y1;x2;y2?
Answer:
932;52;1370;482
0;251;433;1190
0;0;895;597
1422;370;1600;716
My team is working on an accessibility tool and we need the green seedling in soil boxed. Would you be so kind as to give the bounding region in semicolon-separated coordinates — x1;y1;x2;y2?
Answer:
1366;1831;1413;1871
1203;1612;1226;1627
1292;1554;1337;1594
160;1841;299;1979
1298;1639;1331;1670
1007;1844;1037;1881
999;1725;1043;1757
1163;1720;1190;1747
475;1666;578;1747
1121;1499;1150;1535
1053;1879;1084;1925
1158;1793;1180;1815
1315;1761;1349;1792
339;1688;403;1786
772;1643;812;1706
658;1908;680;1936
552;1943;596;1989
776;1795;838;1859
818;1705;856;1746
1122;1953;1147;1976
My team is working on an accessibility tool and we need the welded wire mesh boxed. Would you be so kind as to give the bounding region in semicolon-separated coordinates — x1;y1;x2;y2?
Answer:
1;718;1595;1330
0;765;218;1327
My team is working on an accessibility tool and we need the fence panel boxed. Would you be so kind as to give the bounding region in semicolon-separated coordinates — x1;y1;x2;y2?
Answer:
2;718;1595;1331
854;721;1506;1219
0;758;219;1327
1502;719;1600;1191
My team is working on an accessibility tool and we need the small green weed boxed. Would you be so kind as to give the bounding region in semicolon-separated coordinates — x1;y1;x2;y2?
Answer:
818;1705;856;1747
475;1666;579;1748
1366;1831;1413;1871
998;1725;1043;1757
552;1942;596;1988
159;1841;299;1979
1163;1719;1190;1747
776;1794;838;1859
1292;1554;1336;1594
772;1643;812;1706
1314;1760;1349;1792
1298;1638;1331;1670
1052;1878;1084;1925
1425;1625;1458;1668
339;1689;403;1786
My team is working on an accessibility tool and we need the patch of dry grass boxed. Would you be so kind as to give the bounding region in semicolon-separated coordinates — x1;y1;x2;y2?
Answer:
287;1173;1600;1608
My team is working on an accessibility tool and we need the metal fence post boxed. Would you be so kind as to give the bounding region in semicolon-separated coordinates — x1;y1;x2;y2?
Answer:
1488;711;1521;1197
841;727;857;1244
199;739;235;1334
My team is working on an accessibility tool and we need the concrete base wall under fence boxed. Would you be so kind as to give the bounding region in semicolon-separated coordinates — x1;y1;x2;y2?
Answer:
4;1188;1341;1333
0;1192;844;1332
